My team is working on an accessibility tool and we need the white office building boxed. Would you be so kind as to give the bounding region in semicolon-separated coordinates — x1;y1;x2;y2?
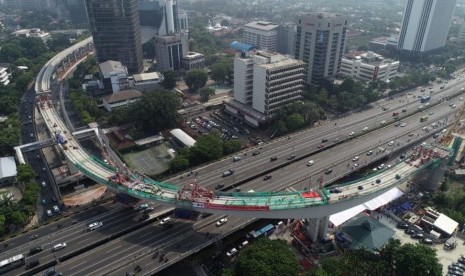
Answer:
340;51;399;82
398;0;457;53
232;51;305;118
243;21;279;52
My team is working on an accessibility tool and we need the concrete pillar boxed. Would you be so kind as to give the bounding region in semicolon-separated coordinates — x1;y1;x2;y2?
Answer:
414;157;448;191
304;216;330;242
65;155;79;174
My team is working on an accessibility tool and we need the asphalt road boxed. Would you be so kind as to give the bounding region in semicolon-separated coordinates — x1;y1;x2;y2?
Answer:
30;78;464;276
6;73;463;274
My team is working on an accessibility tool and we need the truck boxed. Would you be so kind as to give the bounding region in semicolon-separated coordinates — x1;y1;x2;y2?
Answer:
444;239;457;250
420;95;431;103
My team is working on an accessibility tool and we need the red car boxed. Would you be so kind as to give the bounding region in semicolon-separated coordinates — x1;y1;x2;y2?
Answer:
263;175;272;181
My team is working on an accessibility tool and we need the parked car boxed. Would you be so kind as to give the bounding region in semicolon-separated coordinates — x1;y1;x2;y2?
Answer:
216;218;228;226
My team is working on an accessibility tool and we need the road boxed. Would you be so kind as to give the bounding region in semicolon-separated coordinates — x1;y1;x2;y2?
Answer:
31;84;461;275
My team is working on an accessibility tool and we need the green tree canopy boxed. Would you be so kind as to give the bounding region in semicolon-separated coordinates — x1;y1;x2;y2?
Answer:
185;69;208;93
233;238;299;276
161;70;177;90
17;164;36;184
211;60;232;84
130;91;181;133
199;87;215;102
189;131;223;164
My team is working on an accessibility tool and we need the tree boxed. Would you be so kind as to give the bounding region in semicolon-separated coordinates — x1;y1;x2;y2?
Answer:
130;91;181;132
394;243;442;275
189;131;223;164
211;60;232;84
286;113;305;131
199;87;215;102
223;140;245;155
161;70;177;90
169;155;190;172
185;69;208;92
233;239;299;276
16;164;36;184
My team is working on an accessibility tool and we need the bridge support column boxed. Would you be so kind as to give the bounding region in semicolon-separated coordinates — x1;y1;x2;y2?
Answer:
413;158;448;191
65;155;79;174
304;216;329;242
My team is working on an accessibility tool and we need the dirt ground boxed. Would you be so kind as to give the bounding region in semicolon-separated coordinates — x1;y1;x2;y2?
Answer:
62;185;107;206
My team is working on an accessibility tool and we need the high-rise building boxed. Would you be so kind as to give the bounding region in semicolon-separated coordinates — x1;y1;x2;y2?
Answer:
277;24;296;57
243;21;279;52
4;0;49;9
340;51;399;82
295;12;348;86
234;51;305;116
398;0;457;53
64;0;88;25
138;0;188;34
85;0;143;74
153;32;188;72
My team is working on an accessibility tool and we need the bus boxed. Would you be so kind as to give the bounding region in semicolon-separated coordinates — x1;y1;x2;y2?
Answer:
0;254;25;273
420;115;428;122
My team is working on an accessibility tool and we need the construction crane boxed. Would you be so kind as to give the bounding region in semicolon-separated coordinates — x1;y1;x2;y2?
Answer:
440;98;465;147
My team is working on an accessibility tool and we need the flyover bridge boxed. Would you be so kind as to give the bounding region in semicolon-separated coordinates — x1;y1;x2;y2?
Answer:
31;37;451;219
34;94;449;218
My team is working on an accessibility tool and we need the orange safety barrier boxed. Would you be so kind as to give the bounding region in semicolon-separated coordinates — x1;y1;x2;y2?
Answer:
301;191;321;198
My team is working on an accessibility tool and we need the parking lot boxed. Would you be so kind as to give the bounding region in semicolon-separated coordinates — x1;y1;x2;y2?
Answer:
376;213;465;275
185;110;266;145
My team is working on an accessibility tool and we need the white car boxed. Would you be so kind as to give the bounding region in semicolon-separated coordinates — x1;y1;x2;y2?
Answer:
53;242;67;252
349;131;355;136
362;127;368;131
88;222;103;231
352;156;359;162
380;120;386;125
367;150;373;155
307;160;314;166
377;164;385;170
52;205;60;213
400;123;406;127
216;218;228;226
46;210;53;217
160;217;171;225
388;141;394;146
226;248;238;257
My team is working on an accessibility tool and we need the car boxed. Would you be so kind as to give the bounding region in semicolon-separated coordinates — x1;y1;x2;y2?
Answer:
46;209;53;217
216;218;228;226
412;233;424;239
53;205;60;213
408;132;415;137
263;175;272;181
88;222;103;231
377;164;385;170
307;160;314;166
418;105;423;110
325;169;333;175
421;238;433;244
317;144;325;148
352;156;359;162
232;156;241;162
29;246;43;255
26;260;40;269
362;127;368;131
226;247;238;257
287;155;296;160
41;199;47;205
329;187;342;193
400;123;406;127
333;137;340;142
222;169;234;177
429;111;434;115
30;234;38;240
397;222;409;229
144;206;155;213
349;131;355;136
160;217;171;225
380;120;386;125
41;181;47;187
404;228;415;235
321;138;328;143
270;156;277;162
353;163;359;168
215;184;225;190
52;242;67;252
357;185;363;190
367;150;373;155
394;121;401;127
138;204;149;210
252;151;260;156
387;141;394;146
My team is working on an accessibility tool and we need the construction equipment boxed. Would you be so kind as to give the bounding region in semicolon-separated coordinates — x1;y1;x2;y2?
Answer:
440;98;465;147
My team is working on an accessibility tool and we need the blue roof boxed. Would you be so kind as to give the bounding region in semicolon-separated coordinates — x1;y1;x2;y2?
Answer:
230;41;256;53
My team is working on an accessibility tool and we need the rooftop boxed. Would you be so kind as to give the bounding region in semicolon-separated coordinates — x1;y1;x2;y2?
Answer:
103;89;142;104
342;215;396;250
244;21;279;31
0;156;17;179
343;51;398;66
133;72;163;82
184;52;204;59
99;60;127;77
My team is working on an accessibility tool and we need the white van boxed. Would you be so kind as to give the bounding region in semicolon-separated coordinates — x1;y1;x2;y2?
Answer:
53;242;67;252
160;217;171;225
